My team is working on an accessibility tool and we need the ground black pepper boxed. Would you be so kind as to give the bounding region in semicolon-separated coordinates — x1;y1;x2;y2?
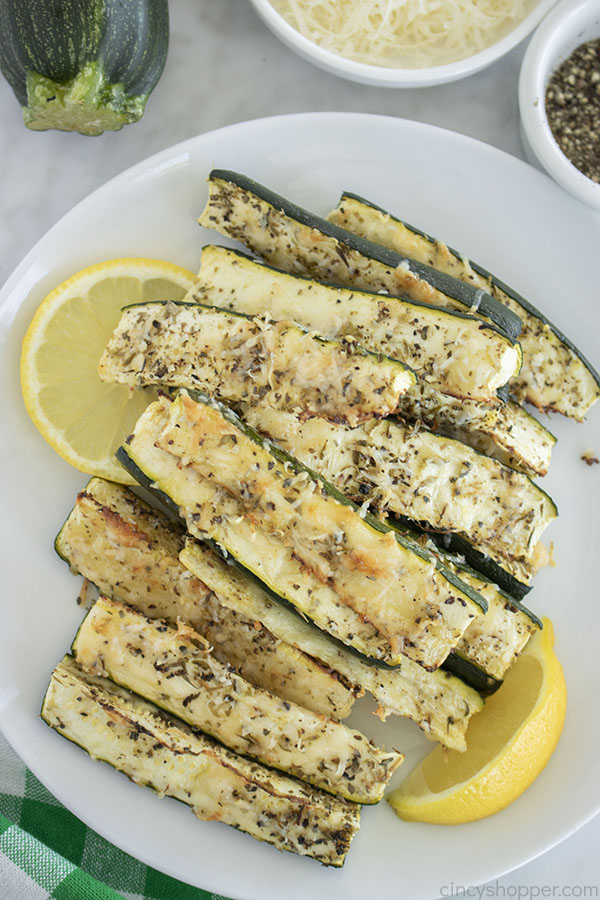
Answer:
545;38;600;183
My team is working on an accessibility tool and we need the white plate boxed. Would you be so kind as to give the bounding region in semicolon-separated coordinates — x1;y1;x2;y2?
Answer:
0;113;599;900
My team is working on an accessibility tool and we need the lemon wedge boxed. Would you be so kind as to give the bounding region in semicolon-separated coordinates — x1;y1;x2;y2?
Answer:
388;618;566;824
20;258;197;484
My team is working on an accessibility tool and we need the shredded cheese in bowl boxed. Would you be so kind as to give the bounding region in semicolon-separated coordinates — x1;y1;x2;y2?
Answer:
270;0;534;68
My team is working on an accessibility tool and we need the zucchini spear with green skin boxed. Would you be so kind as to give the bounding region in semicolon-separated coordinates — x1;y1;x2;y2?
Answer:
117;390;487;671
191;245;553;478
393;385;555;481
240;405;557;588
42;656;361;866
191;245;520;405
55;477;356;720
465;400;556;479
98;300;416;426
180;538;486;750
54;476;483;748
197;170;523;343
72;597;404;803
387;521;541;684
328;192;600;420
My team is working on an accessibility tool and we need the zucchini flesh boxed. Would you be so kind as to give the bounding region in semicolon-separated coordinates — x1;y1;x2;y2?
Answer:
99;300;415;426
467;400;556;479
198;170;522;343
407;533;540;682
42;656;360;866
72;597;404;803
329;192;600;420
240;405;557;586
55;477;355;720
191;247;551;476
118;390;485;670
393;379;554;480
180;539;484;752
192;245;520;404
455;582;538;681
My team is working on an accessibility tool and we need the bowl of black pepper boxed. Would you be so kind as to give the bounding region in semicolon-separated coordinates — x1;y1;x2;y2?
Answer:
519;0;600;211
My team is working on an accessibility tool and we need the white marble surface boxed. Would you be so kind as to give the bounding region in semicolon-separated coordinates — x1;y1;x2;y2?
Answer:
0;0;598;896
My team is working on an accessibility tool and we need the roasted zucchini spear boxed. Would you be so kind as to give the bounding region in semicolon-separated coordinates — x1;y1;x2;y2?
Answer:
392;381;555;480
241;405;557;587
388;522;541;683
180;538;485;751
190;245;553;477
98;300;416;426
328;191;600;420
191;245;520;405
466;399;556;479
197;170;522;343
117;390;487;671
42;656;361;866
54;476;482;749
72;597;404;803
55;477;355;720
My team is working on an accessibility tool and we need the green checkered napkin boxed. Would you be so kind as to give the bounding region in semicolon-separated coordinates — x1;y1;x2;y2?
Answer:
0;731;231;900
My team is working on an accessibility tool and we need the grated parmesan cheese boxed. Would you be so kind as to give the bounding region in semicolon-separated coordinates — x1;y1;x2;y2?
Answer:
270;0;533;69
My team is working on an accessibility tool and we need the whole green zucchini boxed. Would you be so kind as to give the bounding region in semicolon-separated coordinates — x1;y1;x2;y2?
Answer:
0;0;168;135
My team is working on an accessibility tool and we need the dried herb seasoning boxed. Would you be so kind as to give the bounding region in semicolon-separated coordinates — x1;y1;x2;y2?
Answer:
545;38;600;183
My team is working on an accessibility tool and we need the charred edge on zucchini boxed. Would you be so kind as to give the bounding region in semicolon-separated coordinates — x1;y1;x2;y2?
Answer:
41;656;360;866
198;170;523;342
71;597;404;803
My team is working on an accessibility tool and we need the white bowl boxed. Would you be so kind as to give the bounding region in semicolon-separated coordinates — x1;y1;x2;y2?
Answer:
249;0;559;87
519;0;600;211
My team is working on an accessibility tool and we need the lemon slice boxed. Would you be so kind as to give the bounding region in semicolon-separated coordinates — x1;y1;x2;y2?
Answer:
388;618;566;824
21;258;198;484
